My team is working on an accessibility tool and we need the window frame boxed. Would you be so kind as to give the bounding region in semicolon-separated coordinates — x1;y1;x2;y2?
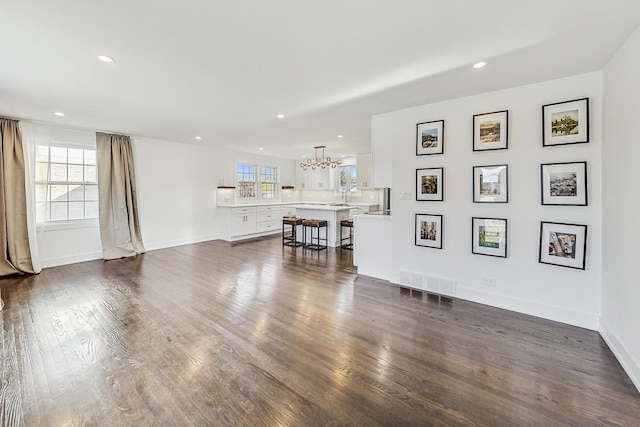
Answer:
35;143;99;229
236;163;279;201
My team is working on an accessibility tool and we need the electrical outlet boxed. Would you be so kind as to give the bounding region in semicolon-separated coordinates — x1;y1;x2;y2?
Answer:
481;277;496;287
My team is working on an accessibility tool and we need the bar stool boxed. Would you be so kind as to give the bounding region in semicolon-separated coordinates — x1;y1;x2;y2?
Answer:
302;219;328;251
282;217;304;247
340;219;354;250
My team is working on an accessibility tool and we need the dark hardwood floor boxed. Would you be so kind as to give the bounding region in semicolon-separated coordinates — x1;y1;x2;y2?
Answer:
1;236;638;426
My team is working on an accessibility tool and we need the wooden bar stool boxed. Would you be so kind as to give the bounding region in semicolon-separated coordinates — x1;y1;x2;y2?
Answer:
282;217;304;247
302;219;328;251
340;219;354;250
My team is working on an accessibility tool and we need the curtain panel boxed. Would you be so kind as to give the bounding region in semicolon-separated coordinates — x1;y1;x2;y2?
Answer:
0;118;35;276
96;132;145;260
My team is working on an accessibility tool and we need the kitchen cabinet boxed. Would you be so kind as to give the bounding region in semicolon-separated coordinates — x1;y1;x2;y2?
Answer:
231;206;257;236
371;114;393;188
295;164;333;190
256;206;281;232
356;153;373;189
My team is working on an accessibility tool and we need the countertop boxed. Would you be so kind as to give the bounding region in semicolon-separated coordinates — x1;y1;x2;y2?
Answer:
218;201;378;209
290;204;351;211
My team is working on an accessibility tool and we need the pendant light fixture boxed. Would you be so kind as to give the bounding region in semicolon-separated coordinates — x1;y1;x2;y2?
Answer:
299;145;343;170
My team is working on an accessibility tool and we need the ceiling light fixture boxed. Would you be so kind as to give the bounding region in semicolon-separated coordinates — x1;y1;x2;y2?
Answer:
195;136;202;140
300;146;342;170
473;61;486;69
337;135;343;138
54;112;65;117
98;55;115;63
276;114;285;119
259;147;264;151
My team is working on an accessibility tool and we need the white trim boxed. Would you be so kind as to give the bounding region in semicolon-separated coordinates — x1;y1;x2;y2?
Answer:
43;218;99;231
455;285;600;330
143;234;219;251
599;320;640;393
40;251;103;269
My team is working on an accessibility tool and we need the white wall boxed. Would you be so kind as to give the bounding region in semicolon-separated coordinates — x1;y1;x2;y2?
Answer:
39;135;297;264
601;25;640;391
387;72;603;330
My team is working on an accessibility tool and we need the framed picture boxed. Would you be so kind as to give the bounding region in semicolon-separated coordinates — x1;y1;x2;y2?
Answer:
416;168;444;201
539;221;587;270
540;161;587;206
415;214;443;249
416;120;444;155
473;110;508;151
472;217;507;258
473;164;508;203
542;98;589;146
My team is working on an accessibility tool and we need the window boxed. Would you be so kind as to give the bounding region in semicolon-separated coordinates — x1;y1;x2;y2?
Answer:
260;166;278;199
338;165;358;193
35;145;98;222
236;163;279;200
236;164;256;199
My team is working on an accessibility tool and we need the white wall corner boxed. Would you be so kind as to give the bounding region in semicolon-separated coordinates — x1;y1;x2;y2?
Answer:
599;319;640;394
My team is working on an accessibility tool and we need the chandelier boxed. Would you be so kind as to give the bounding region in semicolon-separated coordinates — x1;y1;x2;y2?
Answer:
300;145;343;170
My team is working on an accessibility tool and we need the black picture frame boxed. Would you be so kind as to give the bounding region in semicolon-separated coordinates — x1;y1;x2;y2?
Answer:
473;164;508;203
540;161;587;206
416;167;444;201
416;120;444;156
472;217;507;258
473;110;508;151
415;213;443;249
539;221;587;270
542;98;589;147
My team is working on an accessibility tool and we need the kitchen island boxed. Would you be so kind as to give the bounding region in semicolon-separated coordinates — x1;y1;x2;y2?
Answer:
291;204;351;247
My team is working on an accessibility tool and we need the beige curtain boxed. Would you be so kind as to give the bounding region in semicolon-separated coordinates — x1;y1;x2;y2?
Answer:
96;132;145;260
0;118;35;275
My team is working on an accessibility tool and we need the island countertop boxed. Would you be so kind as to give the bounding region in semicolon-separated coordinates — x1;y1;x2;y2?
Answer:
290;204;351;212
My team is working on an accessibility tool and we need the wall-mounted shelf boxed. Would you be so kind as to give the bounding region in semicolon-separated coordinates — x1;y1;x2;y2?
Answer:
282;185;295;190
217;186;236;189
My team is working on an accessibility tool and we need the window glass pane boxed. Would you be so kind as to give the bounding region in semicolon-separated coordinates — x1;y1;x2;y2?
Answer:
35;185;48;202
50;185;68;202
36;146;49;162
68;185;84;201
68;164;83;182
36;162;49;181
50;164;67;181
50;202;68;221
68;148;84;164
84;149;96;165
85;185;98;201
85;201;98;219
84;165;97;183
69;202;84;220
36;202;47;222
50;146;67;163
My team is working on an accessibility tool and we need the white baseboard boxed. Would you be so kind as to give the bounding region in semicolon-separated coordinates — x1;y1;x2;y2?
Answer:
454;286;600;330
40;251;103;269
599;320;640;393
143;234;219;251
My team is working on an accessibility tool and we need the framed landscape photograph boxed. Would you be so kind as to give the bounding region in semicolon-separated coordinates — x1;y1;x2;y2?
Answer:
416;167;444;201
473;110;508;151
540;161;587;206
539;221;587;270
415;213;443;249
416;120;444;156
542;98;589;146
473;164;508;203
472;217;507;258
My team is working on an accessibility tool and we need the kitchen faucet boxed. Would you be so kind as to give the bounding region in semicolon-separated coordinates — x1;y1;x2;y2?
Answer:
342;188;350;204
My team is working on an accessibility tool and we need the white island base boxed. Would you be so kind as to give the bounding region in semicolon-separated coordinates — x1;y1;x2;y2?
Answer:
291;205;350;248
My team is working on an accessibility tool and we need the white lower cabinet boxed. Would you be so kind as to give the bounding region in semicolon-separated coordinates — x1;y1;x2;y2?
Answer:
257;206;281;232
231;207;257;236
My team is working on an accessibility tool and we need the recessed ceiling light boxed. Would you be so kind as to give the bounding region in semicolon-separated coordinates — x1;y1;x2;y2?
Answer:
473;61;486;69
337;135;343;138
195;136;202;140
276;114;285;119
301;155;307;158
98;55;115;63
54;112;65;117
340;155;346;158
259;147;264;151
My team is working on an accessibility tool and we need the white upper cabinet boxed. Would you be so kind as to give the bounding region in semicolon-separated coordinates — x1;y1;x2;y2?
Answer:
356;153;373;189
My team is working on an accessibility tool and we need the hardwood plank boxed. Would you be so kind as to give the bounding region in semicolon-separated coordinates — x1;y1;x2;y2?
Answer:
0;236;638;426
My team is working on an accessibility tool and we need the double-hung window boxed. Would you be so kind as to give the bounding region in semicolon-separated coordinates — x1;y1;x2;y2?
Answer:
35;144;98;223
236;163;279;200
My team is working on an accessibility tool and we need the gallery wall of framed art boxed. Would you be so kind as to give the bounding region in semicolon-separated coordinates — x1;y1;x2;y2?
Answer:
384;70;603;330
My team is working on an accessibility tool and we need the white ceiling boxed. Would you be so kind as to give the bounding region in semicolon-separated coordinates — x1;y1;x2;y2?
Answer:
1;0;640;159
